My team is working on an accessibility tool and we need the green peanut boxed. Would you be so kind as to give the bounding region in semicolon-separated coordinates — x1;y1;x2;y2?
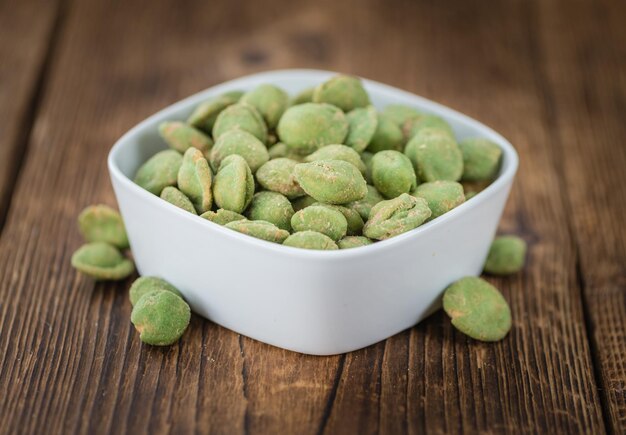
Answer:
294;160;367;205
78;204;129;249
312;75;370;111
256;158;306;199
200;209;246;225
160;186;197;214
291;87;315;105
405;127;463;182
313;203;364;236
402;114;454;141
212;155;255;213
363;193;431;240
268;143;305;162
366;114;404;153
484;236;527;276
71;242;134;280
347;185;385;220
305;144;366;175
283;231;338;250
277;103;349;154
361;151;374;184
212;103;268;144
371;150;417;198
240;84;289;129
291;205;348;241
412;181;465;220
459;138;502;181
129;276;184;306
187;91;243;132
291;195;317;212
382;104;421;127
131;290;191;346
443;276;512;342
210;129;269;173
338;236;373;249
158;121;213;158
134;149;182;195
178;148;213;214
345;105;378;152
225;219;290;243
246;191;294;231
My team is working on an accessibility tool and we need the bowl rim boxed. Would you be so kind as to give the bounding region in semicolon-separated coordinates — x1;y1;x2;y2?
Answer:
108;68;518;260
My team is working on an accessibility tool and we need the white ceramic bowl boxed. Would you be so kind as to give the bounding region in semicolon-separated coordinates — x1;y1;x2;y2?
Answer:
108;69;518;355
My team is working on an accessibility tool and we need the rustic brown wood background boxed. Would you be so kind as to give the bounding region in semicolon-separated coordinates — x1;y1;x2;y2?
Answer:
0;0;624;433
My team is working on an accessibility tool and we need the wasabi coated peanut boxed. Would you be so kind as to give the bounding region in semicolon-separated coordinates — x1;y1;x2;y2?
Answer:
345;106;378;152
129;276;184;306
459;138;502;181
178;148;213;214
347;185;385;220
246;191;294;231
313;203;364;236
160;186;197;214
291;205;348;241
484;236;527;276
404;127;463;182
200;209;246;225
277;103;349;155
240;84;289;129
443;276;512;342
291;87;315;105
71;242;134;280
210;129;269;173
187;90;243;132
158;121;213;158
131;290;191;346
225;219;290;243
412;181;465;220
361;151;374;184
283;231;338;250
371;150;417;199
338;236;373;249
382;104;421;127
134;149;182;195
305;144;367;175
312;75;370;112
212;102;268;144
366;114;404;153
256;158;306;199
78;204;129;249
291;195;317;212
402;114;454;141
212;155;255;213
294;160;367;205
268;143;305;162
363;193;431;240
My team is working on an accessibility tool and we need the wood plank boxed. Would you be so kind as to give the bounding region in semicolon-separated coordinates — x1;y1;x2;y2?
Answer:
0;0;61;228
535;0;626;430
0;0;612;433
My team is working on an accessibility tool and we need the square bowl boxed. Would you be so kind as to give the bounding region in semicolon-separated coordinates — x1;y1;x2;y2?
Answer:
108;69;518;355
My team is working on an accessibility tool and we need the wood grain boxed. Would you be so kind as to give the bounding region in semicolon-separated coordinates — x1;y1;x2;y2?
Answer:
0;0;61;228
535;0;626;430
0;0;622;433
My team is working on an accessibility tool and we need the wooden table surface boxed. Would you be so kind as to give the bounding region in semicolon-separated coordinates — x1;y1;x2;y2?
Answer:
1;0;625;433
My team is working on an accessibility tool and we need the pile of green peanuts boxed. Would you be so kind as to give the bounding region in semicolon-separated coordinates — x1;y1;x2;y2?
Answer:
71;75;530;346
134;74;505;250
71;205;190;345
